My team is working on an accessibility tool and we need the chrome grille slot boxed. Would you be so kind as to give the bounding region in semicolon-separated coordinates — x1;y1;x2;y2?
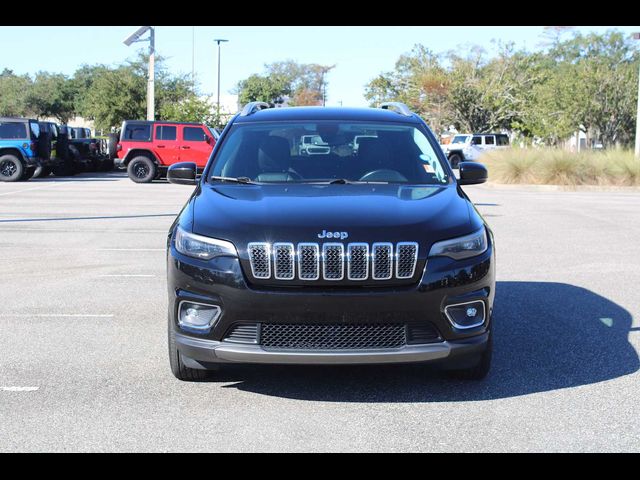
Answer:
396;242;418;279
347;243;369;280
247;243;271;279
298;243;320;280
322;243;344;280
224;324;259;344
273;243;294;280
372;243;393;280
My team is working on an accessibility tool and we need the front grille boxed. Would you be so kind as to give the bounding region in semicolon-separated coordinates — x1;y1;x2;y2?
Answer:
246;241;419;282
261;323;406;350
224;324;259;344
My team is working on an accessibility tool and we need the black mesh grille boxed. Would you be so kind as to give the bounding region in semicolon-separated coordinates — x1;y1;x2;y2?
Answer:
261;323;406;350
372;243;392;280
396;243;418;278
323;244;344;280
347;244;368;280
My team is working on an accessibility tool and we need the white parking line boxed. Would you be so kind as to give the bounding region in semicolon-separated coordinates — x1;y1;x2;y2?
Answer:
0;183;63;197
97;248;164;252
99;274;156;277
1;386;39;392
0;314;114;318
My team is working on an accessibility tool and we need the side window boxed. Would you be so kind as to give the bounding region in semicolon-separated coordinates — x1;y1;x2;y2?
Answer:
0;122;28;139
124;124;151;141
484;136;495;145
497;135;509;146
29;122;40;139
471;136;482;145
183;126;206;142
156;125;177;141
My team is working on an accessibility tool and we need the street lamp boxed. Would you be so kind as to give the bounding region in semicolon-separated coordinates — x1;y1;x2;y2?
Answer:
633;32;640;158
213;38;229;126
123;26;155;121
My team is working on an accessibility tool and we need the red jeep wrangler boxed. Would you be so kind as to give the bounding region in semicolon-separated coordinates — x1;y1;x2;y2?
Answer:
115;120;216;183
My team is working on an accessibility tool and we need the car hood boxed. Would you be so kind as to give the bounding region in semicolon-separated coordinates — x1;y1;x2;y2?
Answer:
191;183;479;249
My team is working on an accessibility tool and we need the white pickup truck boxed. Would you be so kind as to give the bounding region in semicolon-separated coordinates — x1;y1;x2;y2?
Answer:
440;133;509;168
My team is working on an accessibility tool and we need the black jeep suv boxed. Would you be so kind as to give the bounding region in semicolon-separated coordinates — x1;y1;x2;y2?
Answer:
166;102;495;381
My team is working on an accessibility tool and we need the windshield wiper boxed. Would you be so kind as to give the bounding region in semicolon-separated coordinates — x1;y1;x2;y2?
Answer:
210;175;255;184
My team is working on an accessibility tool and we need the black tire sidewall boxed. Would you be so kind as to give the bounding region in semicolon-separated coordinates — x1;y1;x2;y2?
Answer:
127;156;156;183
0;154;25;182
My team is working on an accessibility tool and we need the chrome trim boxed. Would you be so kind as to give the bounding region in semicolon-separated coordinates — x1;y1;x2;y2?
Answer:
177;300;222;331
372;242;393;280
444;300;486;330
347;243;369;281
297;243;320;280
272;242;295;280
213;342;451;364
247;242;271;279
322;242;345;281
395;241;419;279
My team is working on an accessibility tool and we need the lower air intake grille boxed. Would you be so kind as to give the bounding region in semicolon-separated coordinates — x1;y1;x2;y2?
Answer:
261;323;406;350
224;324;259;344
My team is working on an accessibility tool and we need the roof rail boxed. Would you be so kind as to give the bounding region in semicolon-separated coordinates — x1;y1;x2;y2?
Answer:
239;101;271;116
379;102;413;117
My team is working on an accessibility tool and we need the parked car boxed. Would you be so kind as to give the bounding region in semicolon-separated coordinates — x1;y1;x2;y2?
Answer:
64;126;110;172
115;120;216;183
0;117;53;182
164;101;495;381
441;133;510;168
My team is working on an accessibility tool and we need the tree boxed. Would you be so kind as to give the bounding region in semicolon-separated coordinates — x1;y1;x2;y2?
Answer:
236;61;335;106
25;72;76;123
0;69;33;117
158;94;216;125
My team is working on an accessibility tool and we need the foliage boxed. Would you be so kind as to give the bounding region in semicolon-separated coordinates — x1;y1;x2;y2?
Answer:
236;61;335;106
480;147;640;186
364;30;640;148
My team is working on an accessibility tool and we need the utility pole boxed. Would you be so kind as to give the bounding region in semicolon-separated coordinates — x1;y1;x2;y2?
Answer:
634;32;640;158
213;38;228;126
148;28;155;121
123;26;155;121
192;27;195;86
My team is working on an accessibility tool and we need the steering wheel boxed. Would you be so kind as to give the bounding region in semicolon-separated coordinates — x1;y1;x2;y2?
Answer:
359;169;408;182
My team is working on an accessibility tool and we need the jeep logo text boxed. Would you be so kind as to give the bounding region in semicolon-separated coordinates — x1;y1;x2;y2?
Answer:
318;230;349;240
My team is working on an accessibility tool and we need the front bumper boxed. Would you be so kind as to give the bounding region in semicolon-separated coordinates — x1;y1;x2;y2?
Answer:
175;331;489;366
168;236;495;368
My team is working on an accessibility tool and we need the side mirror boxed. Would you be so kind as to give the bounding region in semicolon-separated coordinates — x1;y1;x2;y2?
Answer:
205;136;212;144
458;162;488;185
167;162;197;185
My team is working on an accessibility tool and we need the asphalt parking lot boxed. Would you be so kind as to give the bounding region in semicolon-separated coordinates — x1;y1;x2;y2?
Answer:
1;171;639;452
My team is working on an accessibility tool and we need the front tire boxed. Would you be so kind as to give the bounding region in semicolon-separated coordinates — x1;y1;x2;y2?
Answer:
449;153;463;169
127;156;156;183
0;155;25;182
168;319;212;382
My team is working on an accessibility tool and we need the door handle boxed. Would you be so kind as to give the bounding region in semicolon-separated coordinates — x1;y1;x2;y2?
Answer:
157;145;166;148
181;146;191;149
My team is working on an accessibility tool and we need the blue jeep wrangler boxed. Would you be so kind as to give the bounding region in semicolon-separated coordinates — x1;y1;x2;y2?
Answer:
0;117;52;182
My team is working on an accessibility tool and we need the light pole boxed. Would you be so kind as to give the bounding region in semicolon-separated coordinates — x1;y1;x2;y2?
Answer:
634;32;640;158
123;26;155;121
213;38;228;126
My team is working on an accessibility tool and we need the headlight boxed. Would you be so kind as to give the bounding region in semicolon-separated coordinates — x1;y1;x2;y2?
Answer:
174;225;237;260
428;228;487;260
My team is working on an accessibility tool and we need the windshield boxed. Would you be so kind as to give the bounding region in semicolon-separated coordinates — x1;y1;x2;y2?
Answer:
209;121;449;185
451;135;469;144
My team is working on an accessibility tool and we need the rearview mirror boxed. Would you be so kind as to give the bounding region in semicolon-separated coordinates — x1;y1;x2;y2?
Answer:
167;162;197;186
458;162;488;185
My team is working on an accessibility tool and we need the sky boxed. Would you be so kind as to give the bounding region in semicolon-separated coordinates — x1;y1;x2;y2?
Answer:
2;26;639;107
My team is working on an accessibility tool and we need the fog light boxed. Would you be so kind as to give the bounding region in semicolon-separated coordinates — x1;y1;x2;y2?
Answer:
444;301;485;330
178;301;221;332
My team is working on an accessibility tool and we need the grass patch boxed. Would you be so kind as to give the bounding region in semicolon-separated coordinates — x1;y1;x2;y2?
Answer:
479;148;640;186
